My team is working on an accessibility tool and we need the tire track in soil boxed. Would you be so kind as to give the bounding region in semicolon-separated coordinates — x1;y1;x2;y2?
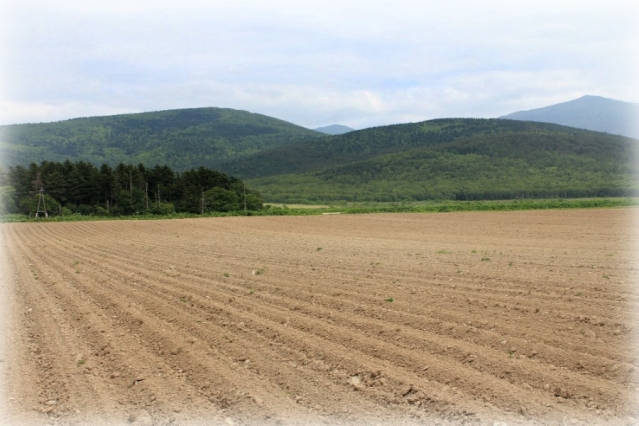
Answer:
2;210;638;426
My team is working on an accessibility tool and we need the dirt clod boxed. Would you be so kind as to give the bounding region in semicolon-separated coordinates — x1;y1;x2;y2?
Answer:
348;376;363;389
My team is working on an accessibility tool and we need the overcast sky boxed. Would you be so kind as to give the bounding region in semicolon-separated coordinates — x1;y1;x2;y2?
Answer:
1;0;637;129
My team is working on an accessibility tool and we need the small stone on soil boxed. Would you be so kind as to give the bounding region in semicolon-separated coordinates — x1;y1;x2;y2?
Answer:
128;408;152;426
348;375;363;389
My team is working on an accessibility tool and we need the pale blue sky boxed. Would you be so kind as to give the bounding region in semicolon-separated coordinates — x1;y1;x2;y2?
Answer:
1;0;637;128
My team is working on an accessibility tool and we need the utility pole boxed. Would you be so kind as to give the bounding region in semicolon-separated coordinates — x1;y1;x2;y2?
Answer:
243;181;247;214
145;181;149;210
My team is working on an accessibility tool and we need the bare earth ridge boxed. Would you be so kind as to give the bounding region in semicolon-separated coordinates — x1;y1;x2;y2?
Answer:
1;209;638;426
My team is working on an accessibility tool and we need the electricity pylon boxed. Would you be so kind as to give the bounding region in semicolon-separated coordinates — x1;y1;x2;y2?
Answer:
35;187;48;218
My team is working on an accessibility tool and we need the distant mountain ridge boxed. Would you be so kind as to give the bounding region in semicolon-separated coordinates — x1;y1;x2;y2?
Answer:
2;101;637;204
0;107;323;170
501;95;639;139
313;124;355;135
235;118;638;202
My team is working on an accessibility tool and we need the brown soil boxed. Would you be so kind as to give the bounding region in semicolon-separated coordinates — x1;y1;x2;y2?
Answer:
1;209;638;426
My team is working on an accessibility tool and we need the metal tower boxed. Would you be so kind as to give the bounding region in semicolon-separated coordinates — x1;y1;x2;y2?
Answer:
35;187;48;218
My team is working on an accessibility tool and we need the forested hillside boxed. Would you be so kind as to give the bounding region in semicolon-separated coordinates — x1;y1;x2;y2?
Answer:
2;110;636;205
0;161;263;216
226;119;468;178
222;119;609;178
240;119;638;202
0;108;322;170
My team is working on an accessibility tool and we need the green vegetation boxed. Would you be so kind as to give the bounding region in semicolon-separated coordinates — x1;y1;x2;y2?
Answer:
228;118;638;203
3;112;637;205
384;297;394;302
0;107;322;170
1;160;263;217
2;197;636;223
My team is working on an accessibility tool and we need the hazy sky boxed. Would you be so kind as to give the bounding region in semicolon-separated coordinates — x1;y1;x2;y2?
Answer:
1;0;637;128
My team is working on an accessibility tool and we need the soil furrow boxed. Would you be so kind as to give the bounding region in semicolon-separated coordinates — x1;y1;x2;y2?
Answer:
47;228;631;388
2;210;637;426
21;222;628;422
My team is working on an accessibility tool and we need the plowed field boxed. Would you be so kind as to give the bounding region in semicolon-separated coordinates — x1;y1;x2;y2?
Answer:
1;209;638;426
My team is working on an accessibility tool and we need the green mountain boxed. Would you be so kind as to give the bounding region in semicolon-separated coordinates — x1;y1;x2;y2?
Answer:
0;107;323;170
2;108;636;205
501;95;639;139
228;118;638;203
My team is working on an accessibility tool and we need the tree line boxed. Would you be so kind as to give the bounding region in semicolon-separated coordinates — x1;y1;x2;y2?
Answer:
0;161;263;217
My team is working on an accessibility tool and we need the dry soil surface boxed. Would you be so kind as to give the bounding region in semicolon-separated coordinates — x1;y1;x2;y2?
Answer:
1;209;638;426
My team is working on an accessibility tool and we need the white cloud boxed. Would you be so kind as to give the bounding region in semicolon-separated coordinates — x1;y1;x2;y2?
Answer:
1;0;638;126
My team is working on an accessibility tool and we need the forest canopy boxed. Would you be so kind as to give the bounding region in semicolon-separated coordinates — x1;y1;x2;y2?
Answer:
0;161;263;217
2;115;638;205
0;107;321;171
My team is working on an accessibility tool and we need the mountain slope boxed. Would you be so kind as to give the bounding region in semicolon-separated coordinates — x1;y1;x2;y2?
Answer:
0;107;323;170
239;118;638;202
501;95;639;138
3;107;637;205
314;124;355;135
222;118;609;179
